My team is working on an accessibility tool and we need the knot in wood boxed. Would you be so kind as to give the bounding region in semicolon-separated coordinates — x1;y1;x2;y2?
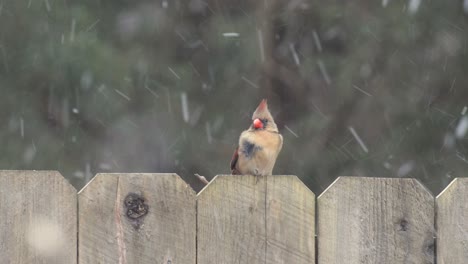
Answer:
124;193;149;219
399;219;409;231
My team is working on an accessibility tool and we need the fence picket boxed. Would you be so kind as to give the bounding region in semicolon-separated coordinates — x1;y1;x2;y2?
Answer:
318;177;434;264
78;173;196;264
0;170;77;264
197;175;315;264
266;175;315;263
437;178;468;264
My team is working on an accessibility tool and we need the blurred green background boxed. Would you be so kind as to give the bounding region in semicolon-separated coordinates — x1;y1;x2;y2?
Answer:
1;0;467;194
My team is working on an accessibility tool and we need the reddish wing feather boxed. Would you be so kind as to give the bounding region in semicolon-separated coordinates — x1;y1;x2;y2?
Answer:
230;147;240;174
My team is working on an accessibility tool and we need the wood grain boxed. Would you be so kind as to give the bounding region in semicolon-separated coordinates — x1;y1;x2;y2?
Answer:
265;175;315;263
78;173;196;264
0;170;77;264
318;177;434;264
437;178;468;264
197;175;315;264
197;175;266;264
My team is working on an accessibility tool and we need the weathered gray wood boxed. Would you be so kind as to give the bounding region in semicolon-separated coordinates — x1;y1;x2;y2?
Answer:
318;177;434;264
0;170;77;264
197;175;315;264
437;178;468;264
197;175;266;264
266;175;315;263
78;173;196;264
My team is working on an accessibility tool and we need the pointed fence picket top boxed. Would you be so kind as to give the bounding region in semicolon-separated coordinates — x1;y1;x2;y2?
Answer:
197;175;315;264
0;170;77;264
436;178;468;264
318;177;434;264
265;175;315;263
78;173;196;264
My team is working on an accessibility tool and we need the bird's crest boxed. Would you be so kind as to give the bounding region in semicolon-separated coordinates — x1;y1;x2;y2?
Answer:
252;99;273;120
251;99;278;132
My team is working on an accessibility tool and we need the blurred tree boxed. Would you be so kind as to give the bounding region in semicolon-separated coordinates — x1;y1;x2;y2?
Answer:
1;0;467;194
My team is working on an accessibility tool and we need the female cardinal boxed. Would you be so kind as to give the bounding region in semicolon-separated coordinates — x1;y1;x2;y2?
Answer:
230;99;283;176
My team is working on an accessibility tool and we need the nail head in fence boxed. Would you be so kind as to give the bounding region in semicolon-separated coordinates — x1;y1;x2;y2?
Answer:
318;177;434;264
78;173;196;264
197;175;315;264
437;178;468;264
0;170;77;264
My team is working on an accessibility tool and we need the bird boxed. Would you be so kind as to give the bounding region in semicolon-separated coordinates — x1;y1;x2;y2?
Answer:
230;99;283;176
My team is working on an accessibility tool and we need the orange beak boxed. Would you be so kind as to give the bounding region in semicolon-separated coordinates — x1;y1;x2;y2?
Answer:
253;118;263;129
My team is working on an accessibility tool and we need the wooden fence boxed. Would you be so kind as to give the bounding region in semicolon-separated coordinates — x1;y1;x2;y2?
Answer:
0;171;466;263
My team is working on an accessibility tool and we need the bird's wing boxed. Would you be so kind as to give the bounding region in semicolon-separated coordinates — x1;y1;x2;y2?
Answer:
230;147;240;174
278;133;283;153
